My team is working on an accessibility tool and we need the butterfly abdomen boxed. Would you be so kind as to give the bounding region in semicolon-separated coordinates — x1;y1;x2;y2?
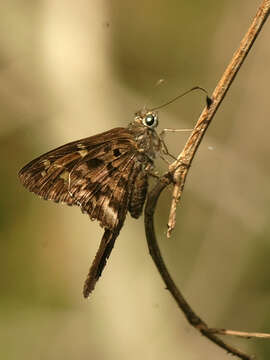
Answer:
128;171;148;219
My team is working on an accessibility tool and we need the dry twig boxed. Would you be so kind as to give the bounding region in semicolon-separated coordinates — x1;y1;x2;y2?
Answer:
144;1;270;359
209;329;270;340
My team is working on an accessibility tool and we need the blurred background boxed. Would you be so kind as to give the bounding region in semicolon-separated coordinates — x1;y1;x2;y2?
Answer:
1;1;270;359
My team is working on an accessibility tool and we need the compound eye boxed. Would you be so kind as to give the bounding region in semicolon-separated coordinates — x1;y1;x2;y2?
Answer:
143;113;158;128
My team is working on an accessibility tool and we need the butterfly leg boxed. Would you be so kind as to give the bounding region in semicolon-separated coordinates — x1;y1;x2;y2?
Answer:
159;139;177;162
159;128;192;139
159;128;192;162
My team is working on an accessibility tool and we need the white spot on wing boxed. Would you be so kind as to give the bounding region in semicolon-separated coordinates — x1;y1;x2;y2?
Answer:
78;149;88;157
42;159;51;168
60;170;69;182
105;206;117;224
77;143;86;149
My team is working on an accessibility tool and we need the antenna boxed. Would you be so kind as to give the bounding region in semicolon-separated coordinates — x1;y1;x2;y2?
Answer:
149;86;212;111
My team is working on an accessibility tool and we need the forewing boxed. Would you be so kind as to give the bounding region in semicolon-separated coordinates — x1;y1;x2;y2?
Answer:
19;127;139;231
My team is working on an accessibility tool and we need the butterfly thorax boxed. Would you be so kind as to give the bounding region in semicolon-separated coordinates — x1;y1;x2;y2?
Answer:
128;110;161;162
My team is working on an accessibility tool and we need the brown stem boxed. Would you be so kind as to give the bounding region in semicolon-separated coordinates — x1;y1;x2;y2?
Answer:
144;0;270;359
167;0;270;237
145;177;254;360
209;328;270;339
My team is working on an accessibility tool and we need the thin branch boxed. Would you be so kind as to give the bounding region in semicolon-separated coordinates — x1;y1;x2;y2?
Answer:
144;1;270;359
144;177;254;360
209;328;270;339
167;0;270;237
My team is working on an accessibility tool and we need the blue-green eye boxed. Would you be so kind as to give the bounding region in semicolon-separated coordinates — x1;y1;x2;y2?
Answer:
143;113;158;128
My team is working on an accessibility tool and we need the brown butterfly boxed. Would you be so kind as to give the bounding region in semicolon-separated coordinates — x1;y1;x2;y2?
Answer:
19;109;164;298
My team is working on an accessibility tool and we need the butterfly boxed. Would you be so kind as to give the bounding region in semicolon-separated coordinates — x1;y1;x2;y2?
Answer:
19;109;164;298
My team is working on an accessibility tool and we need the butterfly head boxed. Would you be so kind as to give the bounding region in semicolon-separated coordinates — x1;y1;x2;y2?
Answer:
134;110;159;130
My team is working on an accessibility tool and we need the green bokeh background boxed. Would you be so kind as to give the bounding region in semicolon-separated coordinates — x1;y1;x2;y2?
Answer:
1;1;270;359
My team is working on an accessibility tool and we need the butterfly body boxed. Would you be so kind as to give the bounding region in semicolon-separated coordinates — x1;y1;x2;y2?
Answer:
19;110;161;297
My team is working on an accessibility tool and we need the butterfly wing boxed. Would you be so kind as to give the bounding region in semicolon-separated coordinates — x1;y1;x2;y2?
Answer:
83;229;117;298
19;127;140;230
19;127;150;296
80;155;143;296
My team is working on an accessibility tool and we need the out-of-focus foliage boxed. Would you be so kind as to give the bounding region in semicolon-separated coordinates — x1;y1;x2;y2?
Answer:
1;1;270;359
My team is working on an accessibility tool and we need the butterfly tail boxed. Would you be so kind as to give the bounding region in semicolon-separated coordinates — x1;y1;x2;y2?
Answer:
83;229;118;298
